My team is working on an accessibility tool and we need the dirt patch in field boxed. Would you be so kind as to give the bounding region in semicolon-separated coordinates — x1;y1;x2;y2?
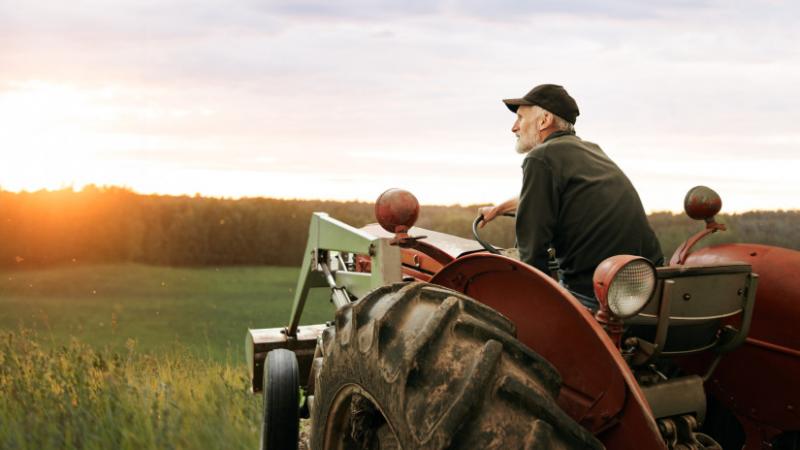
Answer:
300;419;310;449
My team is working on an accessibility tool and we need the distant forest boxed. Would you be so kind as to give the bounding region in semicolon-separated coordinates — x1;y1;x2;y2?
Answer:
1;186;798;268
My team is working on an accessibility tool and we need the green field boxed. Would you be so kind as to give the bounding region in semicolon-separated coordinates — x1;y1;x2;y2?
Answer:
0;264;330;449
0;263;335;360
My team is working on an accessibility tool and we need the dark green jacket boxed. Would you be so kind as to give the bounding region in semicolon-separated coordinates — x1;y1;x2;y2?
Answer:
516;131;663;296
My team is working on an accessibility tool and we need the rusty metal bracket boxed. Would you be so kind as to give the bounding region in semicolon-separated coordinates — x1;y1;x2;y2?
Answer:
389;232;428;248
657;414;722;449
670;221;727;266
715;273;758;354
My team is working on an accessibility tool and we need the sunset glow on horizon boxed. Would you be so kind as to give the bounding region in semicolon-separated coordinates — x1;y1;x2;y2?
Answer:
3;1;800;212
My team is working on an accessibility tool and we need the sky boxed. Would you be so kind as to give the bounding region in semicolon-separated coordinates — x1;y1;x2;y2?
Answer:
1;0;799;212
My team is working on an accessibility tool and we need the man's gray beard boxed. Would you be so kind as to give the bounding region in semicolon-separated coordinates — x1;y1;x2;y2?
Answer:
515;136;540;154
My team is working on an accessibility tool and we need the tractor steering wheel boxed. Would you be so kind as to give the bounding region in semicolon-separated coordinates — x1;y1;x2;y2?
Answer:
472;213;515;255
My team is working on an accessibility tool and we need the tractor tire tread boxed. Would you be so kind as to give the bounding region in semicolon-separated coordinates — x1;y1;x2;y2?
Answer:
310;282;603;450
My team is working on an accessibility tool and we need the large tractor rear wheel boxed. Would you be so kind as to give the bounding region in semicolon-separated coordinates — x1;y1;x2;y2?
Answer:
309;282;603;449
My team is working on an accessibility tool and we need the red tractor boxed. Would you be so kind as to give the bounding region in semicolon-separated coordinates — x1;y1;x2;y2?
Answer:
245;186;800;449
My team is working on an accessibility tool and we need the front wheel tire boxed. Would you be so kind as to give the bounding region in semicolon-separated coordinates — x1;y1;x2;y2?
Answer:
261;348;300;450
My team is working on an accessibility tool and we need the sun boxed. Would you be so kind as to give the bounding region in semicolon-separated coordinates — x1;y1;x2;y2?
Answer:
0;81;126;192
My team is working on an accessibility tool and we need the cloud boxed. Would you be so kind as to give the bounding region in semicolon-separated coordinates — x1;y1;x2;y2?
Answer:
1;0;799;209
262;0;440;20
0;0;282;39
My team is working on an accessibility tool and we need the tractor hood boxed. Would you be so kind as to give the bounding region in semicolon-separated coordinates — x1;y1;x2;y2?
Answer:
359;223;485;259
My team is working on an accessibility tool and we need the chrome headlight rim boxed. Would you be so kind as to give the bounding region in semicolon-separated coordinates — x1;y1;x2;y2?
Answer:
606;259;656;318
593;255;657;319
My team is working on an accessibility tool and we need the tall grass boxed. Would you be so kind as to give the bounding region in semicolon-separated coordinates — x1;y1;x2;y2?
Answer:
0;329;261;449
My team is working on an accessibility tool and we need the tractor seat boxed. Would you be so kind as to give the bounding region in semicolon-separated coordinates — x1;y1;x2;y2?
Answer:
625;263;756;355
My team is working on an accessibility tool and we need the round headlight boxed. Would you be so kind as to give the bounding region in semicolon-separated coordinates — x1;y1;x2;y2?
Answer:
594;256;656;319
607;260;656;318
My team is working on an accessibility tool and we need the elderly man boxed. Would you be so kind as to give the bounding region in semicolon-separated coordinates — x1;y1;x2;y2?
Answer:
480;84;663;309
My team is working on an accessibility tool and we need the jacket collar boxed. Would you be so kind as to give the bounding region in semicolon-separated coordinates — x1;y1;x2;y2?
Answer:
543;129;576;143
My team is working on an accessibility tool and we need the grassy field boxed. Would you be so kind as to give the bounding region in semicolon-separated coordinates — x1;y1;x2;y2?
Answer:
0;264;331;449
0;263;335;361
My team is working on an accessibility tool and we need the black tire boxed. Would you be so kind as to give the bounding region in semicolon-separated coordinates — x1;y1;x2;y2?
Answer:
261;349;300;450
309;282;603;450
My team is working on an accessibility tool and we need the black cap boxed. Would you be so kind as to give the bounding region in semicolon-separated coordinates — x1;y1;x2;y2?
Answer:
503;84;580;124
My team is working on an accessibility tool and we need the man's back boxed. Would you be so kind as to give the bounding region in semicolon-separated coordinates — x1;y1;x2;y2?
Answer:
516;131;663;297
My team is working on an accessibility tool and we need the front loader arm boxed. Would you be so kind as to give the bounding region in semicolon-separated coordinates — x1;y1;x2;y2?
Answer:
287;212;402;336
247;212;402;393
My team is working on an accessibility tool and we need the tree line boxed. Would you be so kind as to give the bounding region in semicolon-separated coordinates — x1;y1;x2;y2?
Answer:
1;186;798;268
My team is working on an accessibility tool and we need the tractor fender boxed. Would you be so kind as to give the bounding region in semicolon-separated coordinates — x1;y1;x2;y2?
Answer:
431;253;665;450
684;244;800;443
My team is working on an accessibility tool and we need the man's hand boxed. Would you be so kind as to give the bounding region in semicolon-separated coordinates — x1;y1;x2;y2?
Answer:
478;206;501;228
477;197;519;228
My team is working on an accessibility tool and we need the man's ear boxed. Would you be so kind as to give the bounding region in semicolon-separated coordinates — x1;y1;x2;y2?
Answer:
538;111;553;131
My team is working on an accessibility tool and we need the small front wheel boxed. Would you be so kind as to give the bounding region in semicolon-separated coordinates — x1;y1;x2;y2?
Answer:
261;348;300;450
